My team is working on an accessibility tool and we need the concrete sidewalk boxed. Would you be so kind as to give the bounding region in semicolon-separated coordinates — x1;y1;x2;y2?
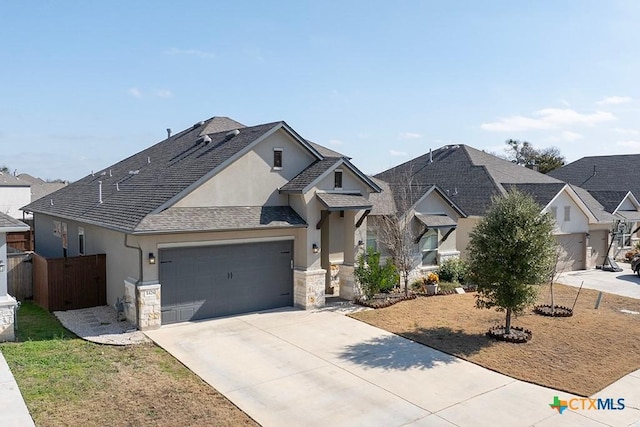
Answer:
146;308;640;427
0;351;34;427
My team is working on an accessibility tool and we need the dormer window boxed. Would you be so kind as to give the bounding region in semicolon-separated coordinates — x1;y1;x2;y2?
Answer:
334;169;343;189
273;148;283;169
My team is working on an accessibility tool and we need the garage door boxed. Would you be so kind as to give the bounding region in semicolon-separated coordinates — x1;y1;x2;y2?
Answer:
555;233;585;273
588;230;608;268
159;240;293;324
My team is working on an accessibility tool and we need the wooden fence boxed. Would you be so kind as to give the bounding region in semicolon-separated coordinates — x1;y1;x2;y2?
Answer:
7;252;33;300
7;230;34;252
33;253;107;311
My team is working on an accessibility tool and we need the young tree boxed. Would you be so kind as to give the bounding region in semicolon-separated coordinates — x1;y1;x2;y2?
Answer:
468;189;556;334
504;139;565;174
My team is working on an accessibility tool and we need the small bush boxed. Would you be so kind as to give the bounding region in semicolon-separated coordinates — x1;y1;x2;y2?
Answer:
437;258;469;283
625;249;640;262
354;248;400;298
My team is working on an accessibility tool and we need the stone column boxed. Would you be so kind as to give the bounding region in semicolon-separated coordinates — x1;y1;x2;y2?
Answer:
136;283;161;330
338;264;360;300
0;297;17;342
294;268;326;309
123;279;137;325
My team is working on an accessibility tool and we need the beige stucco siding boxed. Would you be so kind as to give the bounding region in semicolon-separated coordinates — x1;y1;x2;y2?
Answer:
174;130;316;208
543;191;589;234
456;216;481;260
0;187;31;219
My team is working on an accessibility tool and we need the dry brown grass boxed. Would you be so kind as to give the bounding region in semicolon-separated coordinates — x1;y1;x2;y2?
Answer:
350;284;640;396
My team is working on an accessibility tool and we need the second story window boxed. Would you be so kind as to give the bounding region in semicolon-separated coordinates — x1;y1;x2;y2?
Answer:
334;169;343;189
273;148;283;169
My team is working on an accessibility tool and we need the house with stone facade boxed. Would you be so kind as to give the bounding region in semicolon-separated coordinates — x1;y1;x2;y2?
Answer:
372;144;625;273
0;212;30;341
23;116;379;329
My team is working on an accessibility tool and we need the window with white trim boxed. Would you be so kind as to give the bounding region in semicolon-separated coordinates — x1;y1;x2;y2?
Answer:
419;229;438;266
78;227;85;255
334;169;343;189
564;206;571;222
273;148;283;169
550;206;557;220
366;230;378;252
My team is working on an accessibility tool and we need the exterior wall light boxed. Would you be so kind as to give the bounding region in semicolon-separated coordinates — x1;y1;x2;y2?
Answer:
0;260;4;273
358;240;364;249
148;252;156;264
312;244;319;254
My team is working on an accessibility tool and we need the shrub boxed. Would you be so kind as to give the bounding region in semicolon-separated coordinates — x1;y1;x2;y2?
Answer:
625;249;640;262
354;248;400;298
437;258;469;284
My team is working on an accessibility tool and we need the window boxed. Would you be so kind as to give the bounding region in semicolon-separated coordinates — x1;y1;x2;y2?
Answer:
78;227;85;255
334;169;343;189
53;220;61;237
419;229;438;266
550;206;557;219
564;206;571;222
366;230;378;252
273;148;283;169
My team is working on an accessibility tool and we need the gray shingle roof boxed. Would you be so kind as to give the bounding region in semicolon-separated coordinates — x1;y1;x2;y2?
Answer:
134;206;306;233
586;190;630;213
415;213;457;228
549;154;640;199
0;212;29;230
569;186;614;223
316;193;372;211
375;145;562;216
0;172;29;187
24;118;284;232
368;177;396;215
307;141;347;158
279;158;342;193
503;183;566;208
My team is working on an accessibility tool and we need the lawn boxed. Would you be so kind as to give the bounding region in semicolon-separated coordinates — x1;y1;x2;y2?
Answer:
350;283;640;396
0;302;257;427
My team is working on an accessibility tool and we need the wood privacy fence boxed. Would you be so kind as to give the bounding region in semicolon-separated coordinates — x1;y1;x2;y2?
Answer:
33;253;107;311
7;231;34;252
7;252;33;300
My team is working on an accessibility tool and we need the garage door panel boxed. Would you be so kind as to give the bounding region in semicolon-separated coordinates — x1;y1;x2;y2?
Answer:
555;234;585;273
160;240;293;324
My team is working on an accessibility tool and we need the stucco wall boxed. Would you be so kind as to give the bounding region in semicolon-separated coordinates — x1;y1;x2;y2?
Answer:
0;233;7;298
174;130;316;208
544;191;589;234
0;186;31;219
456;216;481;260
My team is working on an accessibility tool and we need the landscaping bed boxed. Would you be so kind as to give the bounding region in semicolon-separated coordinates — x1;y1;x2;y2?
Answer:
350;283;640;396
0;302;257;427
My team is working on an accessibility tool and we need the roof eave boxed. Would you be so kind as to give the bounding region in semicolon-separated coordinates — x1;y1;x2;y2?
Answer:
131;223;308;236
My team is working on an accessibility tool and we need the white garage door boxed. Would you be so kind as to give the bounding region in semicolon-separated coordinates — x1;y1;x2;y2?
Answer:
555;233;585;273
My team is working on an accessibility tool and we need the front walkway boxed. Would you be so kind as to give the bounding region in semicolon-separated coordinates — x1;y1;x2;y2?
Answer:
0;351;34;427
145;308;640;427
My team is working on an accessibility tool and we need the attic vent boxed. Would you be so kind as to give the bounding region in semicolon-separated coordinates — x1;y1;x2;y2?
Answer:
129;170;140;175
192;121;205;129
225;129;240;140
196;135;212;145
100;171;107;176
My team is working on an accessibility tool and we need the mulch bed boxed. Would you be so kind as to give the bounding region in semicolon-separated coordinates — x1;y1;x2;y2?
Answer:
355;292;416;308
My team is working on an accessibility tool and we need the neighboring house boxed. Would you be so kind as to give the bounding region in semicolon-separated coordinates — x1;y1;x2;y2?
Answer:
23;116;379;329
16;173;69;203
0;172;30;219
549;154;640;257
0;212;30;341
367;176;466;281
373;144;618;273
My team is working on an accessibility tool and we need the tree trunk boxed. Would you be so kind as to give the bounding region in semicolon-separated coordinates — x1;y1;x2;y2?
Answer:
505;307;512;334
550;282;555;315
404;273;408;296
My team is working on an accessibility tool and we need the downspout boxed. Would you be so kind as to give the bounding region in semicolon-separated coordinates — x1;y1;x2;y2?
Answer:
124;234;143;284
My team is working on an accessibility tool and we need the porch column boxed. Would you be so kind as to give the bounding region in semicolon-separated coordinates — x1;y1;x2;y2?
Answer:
339;211;360;300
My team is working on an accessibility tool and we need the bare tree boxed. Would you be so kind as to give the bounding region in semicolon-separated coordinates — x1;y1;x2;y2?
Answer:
374;169;424;296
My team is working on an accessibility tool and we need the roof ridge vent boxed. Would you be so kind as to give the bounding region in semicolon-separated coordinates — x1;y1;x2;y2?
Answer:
196;135;212;145
129;170;140;175
193;121;205;129
225;129;240;140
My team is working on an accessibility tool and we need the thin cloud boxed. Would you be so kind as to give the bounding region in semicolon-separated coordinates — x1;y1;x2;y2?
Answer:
155;89;173;98
481;108;616;132
398;132;422;140
328;139;343;146
612;127;640;135
389;149;408;156
560;131;583;142
597;96;632;105
617;140;640;148
128;87;143;98
164;48;216;59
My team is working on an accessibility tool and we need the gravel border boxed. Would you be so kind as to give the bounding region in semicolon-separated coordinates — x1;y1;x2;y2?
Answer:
54;306;149;345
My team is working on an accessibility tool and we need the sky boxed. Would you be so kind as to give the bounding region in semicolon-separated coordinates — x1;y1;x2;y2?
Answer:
2;1;640;182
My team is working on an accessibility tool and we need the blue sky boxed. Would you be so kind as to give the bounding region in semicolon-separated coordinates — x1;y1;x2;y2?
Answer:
2;1;639;181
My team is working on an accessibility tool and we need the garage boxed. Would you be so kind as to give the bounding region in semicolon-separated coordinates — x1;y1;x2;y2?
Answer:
159;240;293;324
587;230;609;268
555;233;585;273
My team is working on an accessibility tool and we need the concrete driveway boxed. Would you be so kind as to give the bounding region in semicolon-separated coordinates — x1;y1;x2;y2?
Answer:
556;265;640;299
145;308;640;426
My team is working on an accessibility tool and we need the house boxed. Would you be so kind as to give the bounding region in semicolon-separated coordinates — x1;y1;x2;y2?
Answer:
0;172;30;219
0;212;30;341
16;173;69;204
549;154;640;256
23;117;379;329
373;144;618;274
